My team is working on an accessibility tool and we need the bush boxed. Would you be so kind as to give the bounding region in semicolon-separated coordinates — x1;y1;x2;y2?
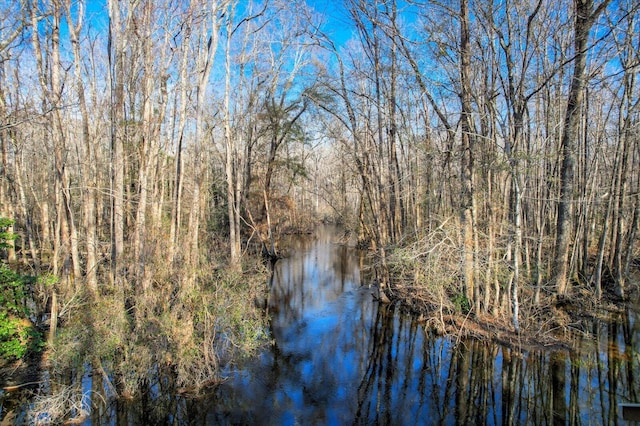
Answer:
0;311;36;361
0;217;17;251
0;218;42;364
386;220;460;315
0;264;41;363
452;291;471;314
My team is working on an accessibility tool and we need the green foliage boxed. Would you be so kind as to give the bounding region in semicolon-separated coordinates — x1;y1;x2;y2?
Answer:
0;264;42;361
0;217;42;363
0;311;28;359
0;217;17;250
0;264;28;314
0;311;40;361
0;263;42;362
452;292;471;314
303;87;334;106
37;273;59;288
281;157;308;182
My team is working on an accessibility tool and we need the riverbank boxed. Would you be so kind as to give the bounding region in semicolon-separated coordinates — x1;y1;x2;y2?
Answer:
385;276;638;352
0;258;271;425
366;218;640;352
3;226;638;424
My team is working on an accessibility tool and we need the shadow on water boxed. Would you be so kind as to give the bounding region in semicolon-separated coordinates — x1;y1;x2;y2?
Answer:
6;226;639;424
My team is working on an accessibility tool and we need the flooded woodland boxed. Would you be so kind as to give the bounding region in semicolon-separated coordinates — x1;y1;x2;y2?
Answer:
5;227;640;424
0;0;639;424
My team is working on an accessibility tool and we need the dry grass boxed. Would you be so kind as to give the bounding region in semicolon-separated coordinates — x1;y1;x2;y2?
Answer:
384;218;636;350
26;249;271;423
27;382;99;425
387;219;463;315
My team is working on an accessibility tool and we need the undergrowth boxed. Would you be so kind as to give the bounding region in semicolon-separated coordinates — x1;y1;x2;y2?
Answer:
27;256;270;424
384;218;637;349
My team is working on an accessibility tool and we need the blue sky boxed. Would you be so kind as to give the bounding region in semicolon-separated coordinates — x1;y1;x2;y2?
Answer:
74;0;355;46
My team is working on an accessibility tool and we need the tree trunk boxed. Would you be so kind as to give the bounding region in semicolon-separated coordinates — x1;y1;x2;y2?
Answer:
169;25;190;264
108;0;126;289
224;9;241;268
133;1;157;295
14;151;39;272
31;1;81;289
187;0;224;282
553;0;611;297
459;0;476;308
65;0;98;292
0;96;16;263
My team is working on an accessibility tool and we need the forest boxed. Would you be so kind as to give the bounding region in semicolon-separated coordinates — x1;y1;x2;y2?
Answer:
0;0;639;421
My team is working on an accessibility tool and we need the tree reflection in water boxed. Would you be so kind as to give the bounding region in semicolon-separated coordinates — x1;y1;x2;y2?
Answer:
79;227;638;424
339;300;640;426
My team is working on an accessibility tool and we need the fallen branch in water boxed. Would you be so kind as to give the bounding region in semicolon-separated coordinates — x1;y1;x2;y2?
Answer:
3;380;44;391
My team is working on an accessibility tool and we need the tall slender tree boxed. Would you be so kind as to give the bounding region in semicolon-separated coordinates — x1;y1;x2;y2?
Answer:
553;0;612;297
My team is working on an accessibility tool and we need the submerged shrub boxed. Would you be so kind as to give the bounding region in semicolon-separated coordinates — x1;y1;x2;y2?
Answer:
172;261;270;388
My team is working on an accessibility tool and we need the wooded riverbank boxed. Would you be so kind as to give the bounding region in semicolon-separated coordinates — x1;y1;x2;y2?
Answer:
0;0;638;422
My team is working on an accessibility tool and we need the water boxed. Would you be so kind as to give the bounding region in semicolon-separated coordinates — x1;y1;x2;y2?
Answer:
204;226;640;425
5;226;639;424
209;226;420;424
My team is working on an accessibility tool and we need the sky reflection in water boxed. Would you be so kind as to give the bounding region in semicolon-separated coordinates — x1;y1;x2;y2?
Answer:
204;226;639;425
210;228;447;425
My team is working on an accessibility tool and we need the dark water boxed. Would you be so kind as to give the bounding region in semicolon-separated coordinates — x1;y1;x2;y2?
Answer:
7;226;639;425
205;227;640;425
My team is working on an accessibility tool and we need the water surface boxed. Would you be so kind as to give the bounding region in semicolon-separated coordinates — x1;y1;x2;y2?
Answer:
204;227;640;425
21;226;638;425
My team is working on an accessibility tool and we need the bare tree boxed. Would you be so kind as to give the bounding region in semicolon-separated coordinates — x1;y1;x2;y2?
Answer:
459;0;478;311
108;0;126;290
64;0;98;292
553;0;612;297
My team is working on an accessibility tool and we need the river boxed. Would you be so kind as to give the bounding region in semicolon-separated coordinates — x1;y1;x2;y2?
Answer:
204;226;640;425
20;226;640;424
